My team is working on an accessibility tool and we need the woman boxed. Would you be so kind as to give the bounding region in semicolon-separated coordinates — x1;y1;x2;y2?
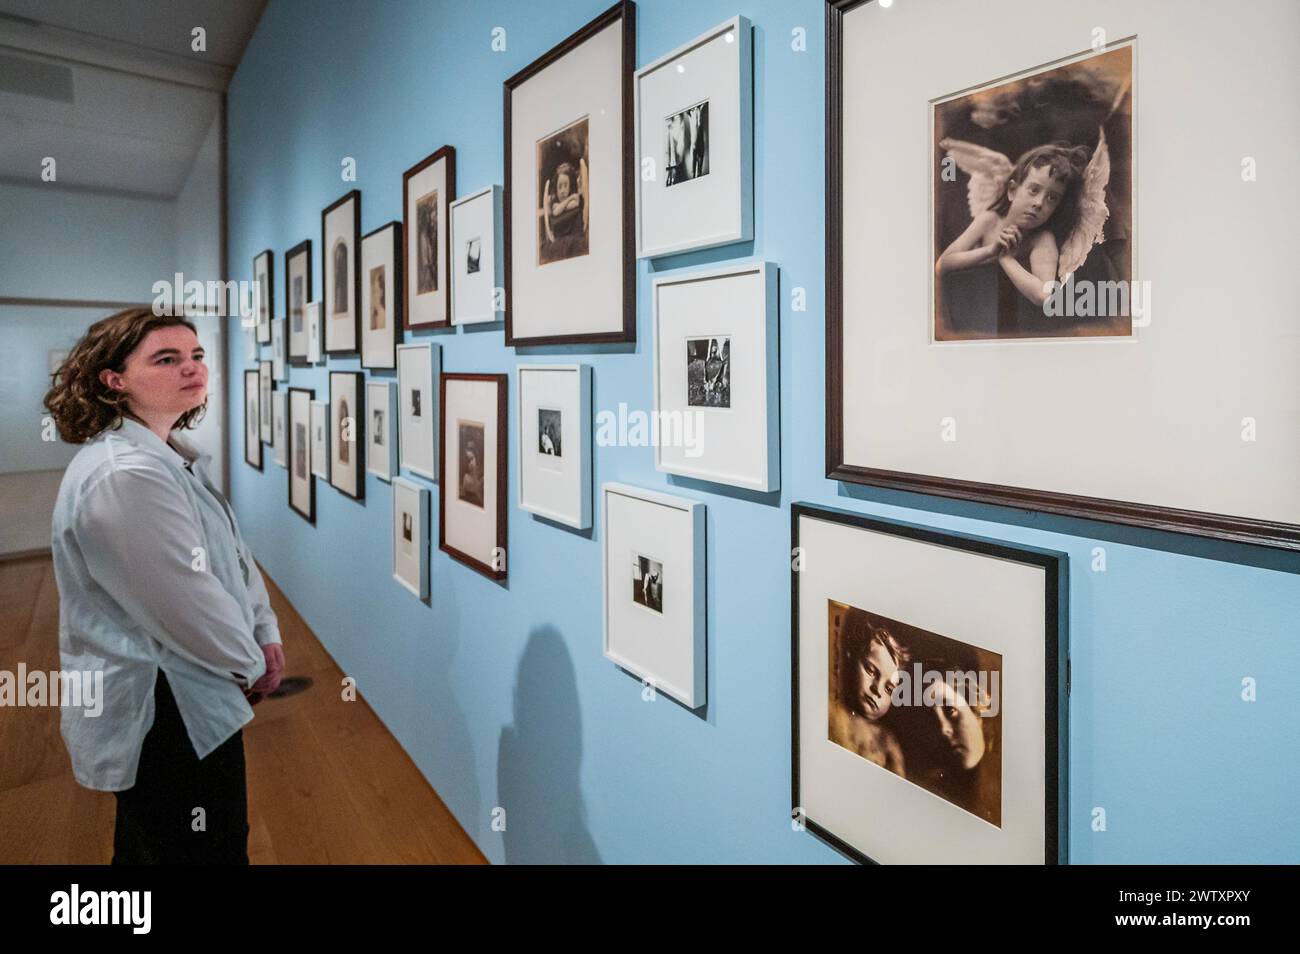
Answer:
45;309;285;864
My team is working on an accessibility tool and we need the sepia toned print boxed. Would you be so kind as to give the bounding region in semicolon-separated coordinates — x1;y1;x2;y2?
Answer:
536;117;590;265
369;265;386;330
457;420;485;508
416;190;438;295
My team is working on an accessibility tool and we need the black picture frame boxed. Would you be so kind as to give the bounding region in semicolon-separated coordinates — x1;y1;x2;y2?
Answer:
243;369;262;470
287;386;316;523
322;189;362;355
329;370;365;501
790;501;1068;865
360;220;404;370
401;145;455;331
502;0;637;347
253;248;273;344
284;239;313;366
439;372;508;581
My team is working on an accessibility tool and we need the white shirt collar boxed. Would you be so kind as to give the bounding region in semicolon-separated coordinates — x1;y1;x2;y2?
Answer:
113;417;212;472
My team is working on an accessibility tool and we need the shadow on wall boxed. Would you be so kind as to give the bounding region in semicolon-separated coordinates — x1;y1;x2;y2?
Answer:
497;625;601;864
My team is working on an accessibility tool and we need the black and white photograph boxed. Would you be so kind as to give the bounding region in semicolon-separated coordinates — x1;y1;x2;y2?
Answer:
373;407;384;447
411;388;422;418
665;100;709;186
332;239;350;315
536;116;590;266
294;423;308;479
291;276;303;334
686;336;730;408
258;359;272;443
538;407;562;458
632;554;663;614
244;369;262;469
466;236;481;274
402;510;413;543
458;420;485;508
416;190;438;294
369;265;386;330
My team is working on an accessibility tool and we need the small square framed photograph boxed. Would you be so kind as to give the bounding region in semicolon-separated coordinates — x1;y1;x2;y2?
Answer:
310;399;329;481
503;1;635;346
652;261;778;491
792;502;1068;865
397;342;440;480
517;363;591;529
305;301;323;364
288;387;315;523
272;390;287;468
361;221;402;369
271;317;287;381
450;185;503;326
402;145;455;330
329;371;364;500
440;373;507;580
392;476;431;600
322;189;361;353
602;482;706;709
254;249;273;344
366;379;399;482
635;16;753;258
258;360;273;443
243;369;262;470
285;239;312;365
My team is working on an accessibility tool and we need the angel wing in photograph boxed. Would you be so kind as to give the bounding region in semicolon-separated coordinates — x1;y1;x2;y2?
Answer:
1056;129;1111;281
938;138;1013;218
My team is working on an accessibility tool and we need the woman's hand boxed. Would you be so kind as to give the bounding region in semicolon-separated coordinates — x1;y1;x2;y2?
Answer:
250;643;284;696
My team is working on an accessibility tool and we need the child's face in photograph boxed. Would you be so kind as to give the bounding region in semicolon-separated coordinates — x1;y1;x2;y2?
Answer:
1007;164;1066;231
555;171;572;202
854;639;902;721
932;681;986;769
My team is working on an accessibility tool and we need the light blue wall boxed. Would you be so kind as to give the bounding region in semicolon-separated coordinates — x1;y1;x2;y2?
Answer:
225;0;1300;864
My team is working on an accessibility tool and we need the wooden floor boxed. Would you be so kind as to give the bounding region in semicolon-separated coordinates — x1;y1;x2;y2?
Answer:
0;553;486;865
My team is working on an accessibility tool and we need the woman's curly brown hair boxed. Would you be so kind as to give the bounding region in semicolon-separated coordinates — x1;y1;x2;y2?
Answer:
44;308;207;444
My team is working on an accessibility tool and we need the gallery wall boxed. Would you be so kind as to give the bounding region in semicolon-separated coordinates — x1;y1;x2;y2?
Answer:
224;0;1300;864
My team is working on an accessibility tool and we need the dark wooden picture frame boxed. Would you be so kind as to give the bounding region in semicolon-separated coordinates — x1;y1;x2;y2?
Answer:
439;372;508;581
401;145;455;331
322;189;362;355
823;0;1299;551
329;370;365;501
253;248;273;344
502;0;637;347
284;239;313;366
287;386;316;523
360;220;404;370
791;501;1068;865
258;359;274;445
243;369;262;470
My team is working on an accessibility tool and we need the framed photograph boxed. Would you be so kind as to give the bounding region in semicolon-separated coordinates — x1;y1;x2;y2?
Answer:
329;371;364;500
517;364;592;529
397;342;440;480
652;261;779;491
634;16;753;258
310;399;329;481
601;482;706;709
450;185;503;326
392;477;431;600
243;370;262;470
503;0;636;346
360;221;403;369
271;317;287;382
366;379;399;482
791;501;1068;864
288;387;315;523
402;145;455;330
826;0;1299;550
285;239;312;364
305;301;323;364
253;249;273;344
439;373;507;580
322;189;361;353
271;389;287;468
258;360;273;443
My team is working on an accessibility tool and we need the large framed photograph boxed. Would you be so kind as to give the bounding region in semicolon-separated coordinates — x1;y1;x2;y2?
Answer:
243;369;262;470
397;342;440;480
652;261;778;491
258;359;273;443
634;16;753;258
450;185;503;326
503;0;636;346
366;379;398;483
271;389;287;468
253;249;273;344
288;387;315;523
310;399;329;481
271;317;287;382
329;370;364;500
517;364;592;529
361;221;402;369
827;0;1300;549
792;501;1068;864
602;482;706;709
440;373;507;580
402;145;455;330
322;189;361;353
285;239;312;364
392;477;431;601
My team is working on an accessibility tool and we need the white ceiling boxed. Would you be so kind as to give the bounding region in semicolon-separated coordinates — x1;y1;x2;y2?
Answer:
0;0;267;197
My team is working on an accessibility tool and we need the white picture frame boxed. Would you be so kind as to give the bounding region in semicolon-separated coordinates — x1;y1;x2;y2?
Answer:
310;399;329;481
397;342;440;481
635;15;753;258
272;389;287;468
450;185;503;326
271;317;287;382
602;482;706;709
361;221;402;369
517;363;591;529
392;476;430;600
366;379;398;482
652;261;779;492
305;301;322;364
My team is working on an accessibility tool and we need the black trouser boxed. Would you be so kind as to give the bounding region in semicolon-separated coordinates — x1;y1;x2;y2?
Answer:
112;670;250;864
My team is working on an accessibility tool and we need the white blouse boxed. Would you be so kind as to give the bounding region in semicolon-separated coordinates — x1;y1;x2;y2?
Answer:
50;417;280;791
